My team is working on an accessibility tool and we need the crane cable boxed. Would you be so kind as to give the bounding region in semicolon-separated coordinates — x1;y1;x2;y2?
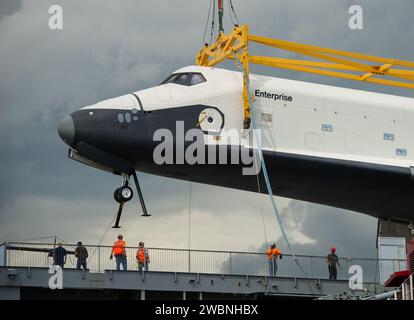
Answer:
203;0;239;44
202;0;214;45
227;0;240;26
210;0;216;43
232;52;311;279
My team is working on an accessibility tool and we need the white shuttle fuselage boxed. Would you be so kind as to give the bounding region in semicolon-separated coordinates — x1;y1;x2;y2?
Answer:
59;66;414;222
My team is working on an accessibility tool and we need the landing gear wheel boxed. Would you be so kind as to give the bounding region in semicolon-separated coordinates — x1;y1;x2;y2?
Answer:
112;171;149;228
120;186;133;201
114;186;133;203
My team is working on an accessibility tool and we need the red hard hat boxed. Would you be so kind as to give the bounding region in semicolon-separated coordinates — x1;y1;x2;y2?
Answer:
331;247;336;253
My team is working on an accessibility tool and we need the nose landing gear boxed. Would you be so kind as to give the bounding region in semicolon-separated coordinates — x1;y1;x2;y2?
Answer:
112;170;150;229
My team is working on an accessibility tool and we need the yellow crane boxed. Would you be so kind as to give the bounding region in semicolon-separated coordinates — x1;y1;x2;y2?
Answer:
196;24;414;129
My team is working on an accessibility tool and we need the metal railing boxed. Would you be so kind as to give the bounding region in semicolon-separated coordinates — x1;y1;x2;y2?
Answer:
1;242;407;284
393;273;414;300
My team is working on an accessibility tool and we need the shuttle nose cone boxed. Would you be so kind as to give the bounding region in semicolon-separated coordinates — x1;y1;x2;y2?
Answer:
58;114;75;146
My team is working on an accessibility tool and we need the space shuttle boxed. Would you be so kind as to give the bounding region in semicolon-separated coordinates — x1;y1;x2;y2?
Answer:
58;65;414;226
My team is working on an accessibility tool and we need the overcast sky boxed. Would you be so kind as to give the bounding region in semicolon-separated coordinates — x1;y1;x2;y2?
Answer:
1;0;413;259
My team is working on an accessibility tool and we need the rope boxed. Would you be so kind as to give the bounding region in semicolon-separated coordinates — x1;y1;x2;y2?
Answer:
187;182;192;251
232;52;310;279
5;235;61;243
253;149;269;247
259;201;269;248
56;236;66;243
88;211;117;261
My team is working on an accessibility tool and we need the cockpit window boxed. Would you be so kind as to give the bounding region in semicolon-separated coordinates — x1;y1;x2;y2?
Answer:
190;73;206;85
175;73;189;85
161;74;180;85
160;72;206;86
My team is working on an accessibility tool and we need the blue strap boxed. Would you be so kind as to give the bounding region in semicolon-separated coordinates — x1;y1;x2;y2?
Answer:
232;52;308;277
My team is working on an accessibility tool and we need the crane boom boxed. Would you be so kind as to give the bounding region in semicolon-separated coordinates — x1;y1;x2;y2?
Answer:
195;25;414;128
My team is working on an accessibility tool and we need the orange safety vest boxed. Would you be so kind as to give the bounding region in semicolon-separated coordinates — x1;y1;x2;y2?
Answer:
136;248;148;263
112;240;126;256
266;248;281;260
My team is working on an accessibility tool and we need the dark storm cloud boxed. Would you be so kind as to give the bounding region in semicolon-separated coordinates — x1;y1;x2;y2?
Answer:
0;1;412;256
275;201;377;258
0;0;22;20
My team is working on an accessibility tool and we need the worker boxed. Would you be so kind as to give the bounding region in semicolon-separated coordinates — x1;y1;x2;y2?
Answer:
74;241;89;270
136;241;150;271
327;247;341;280
266;242;282;276
53;242;67;269
110;234;127;271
